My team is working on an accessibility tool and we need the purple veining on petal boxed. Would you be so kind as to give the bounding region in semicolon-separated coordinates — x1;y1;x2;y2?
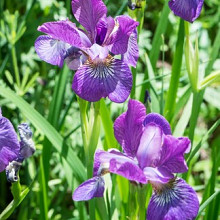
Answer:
122;28;139;67
93;149;147;183
114;99;146;157
157;135;191;174
168;0;204;23
72;0;107;42
37;20;84;47
106;15;139;55
73;176;105;201
147;178;199;220
35;35;70;67
72;57;132;103
0;111;20;172
143;113;172;135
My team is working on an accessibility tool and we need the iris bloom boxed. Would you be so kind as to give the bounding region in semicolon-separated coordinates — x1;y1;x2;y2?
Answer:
0;109;35;182
168;0;204;23
35;0;139;103
73;99;199;219
0;109;20;173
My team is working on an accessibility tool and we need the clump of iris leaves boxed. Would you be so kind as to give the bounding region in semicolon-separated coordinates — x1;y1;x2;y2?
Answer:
0;0;220;219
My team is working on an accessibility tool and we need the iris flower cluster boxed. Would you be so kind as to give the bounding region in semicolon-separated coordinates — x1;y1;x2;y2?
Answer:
0;110;35;182
34;0;204;219
73;99;199;219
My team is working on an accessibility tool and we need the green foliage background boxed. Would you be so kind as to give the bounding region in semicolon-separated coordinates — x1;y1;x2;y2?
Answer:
0;0;220;219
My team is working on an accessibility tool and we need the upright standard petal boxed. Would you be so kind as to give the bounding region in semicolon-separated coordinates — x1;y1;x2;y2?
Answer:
72;57;132;103
122;29;139;67
143;113;172;135
106;15;139;55
73;176;105;201
168;0;204;23
72;0;107;42
35;35;69;67
37;20;85;47
157;136;191;174
147;178;199;220
93;149;146;183
114;99;146;157
0;112;20;172
136;123;164;169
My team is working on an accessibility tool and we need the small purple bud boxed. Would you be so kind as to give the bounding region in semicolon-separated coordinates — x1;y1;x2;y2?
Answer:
18;123;35;160
5;161;22;182
144;90;151;104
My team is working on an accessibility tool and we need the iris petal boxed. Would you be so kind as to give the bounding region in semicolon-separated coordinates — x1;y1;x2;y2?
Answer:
113;99;146;157
37;20;89;47
72;0;107;42
73;176;105;201
168;0;204;23
136;124;164;169
147;178;199;220
65;47;87;70
0;111;20;172
106;15;139;55
93;149;147;183
157;136;191;174
72;57;132;103
35;35;69;67
143;113;172;135
122;29;139;67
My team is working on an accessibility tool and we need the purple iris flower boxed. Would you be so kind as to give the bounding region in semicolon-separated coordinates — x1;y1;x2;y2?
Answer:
0;109;35;182
0;109;20;173
168;0;204;23
73;99;199;219
35;0;139;103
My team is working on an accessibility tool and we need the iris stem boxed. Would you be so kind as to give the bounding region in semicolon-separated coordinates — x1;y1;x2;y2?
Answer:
137;185;147;220
11;45;21;89
160;34;165;115
78;98;103;220
128;183;138;220
11;180;21;201
78;97;89;163
87;101;101;178
131;67;137;99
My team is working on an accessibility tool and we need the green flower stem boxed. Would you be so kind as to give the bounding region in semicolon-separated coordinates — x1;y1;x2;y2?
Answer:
160;34;165;115
128;183;138;220
78;97;89;163
78;99;103;220
137;184;147;220
87;101;101;178
11;45;21;89
0;186;29;220
184;21;189;36
131;67;137;99
164;19;185;121
11;180;21;201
